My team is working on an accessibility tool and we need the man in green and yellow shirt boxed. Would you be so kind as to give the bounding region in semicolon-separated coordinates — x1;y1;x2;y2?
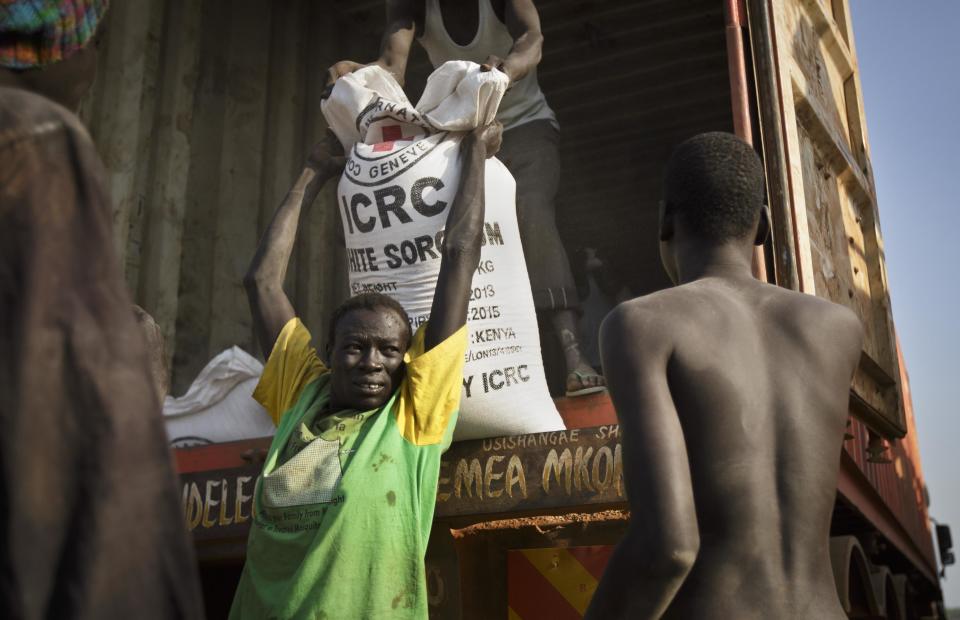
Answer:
230;121;503;619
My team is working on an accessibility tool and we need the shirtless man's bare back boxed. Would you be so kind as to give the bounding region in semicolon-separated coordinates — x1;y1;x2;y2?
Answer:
585;132;863;619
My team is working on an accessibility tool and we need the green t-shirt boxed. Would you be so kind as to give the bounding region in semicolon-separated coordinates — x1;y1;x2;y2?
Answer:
230;318;466;619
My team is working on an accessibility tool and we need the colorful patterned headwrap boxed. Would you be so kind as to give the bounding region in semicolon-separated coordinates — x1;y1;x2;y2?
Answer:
0;0;109;70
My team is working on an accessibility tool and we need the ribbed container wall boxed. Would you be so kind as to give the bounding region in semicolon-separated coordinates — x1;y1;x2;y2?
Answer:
78;0;384;393
542;0;733;298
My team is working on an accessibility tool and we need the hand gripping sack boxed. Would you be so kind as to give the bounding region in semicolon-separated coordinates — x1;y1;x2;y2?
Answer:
322;62;563;440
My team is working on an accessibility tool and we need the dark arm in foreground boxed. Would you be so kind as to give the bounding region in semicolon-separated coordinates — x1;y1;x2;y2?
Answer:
584;305;700;620
244;133;345;355
423;123;502;351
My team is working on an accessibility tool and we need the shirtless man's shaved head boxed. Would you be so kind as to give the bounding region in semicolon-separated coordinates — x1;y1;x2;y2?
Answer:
664;132;766;235
659;132;769;283
586;132;864;619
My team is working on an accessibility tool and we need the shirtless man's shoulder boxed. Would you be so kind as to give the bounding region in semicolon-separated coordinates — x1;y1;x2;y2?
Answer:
755;282;864;368
758;279;860;323
599;287;687;371
601;288;680;341
604;280;862;365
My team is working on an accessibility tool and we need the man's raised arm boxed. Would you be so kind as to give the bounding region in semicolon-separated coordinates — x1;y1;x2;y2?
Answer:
584;305;700;620
423;122;502;351
244;132;344;355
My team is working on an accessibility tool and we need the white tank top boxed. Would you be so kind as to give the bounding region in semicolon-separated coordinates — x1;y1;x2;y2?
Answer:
418;0;557;131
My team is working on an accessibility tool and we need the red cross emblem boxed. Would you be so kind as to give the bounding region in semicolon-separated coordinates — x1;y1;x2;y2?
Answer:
372;124;414;152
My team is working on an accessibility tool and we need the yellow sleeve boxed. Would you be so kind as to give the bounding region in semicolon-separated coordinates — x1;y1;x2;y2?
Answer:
252;318;327;425
396;323;468;446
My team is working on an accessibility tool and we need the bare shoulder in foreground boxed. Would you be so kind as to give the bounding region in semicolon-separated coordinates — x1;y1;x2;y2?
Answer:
609;258;861;350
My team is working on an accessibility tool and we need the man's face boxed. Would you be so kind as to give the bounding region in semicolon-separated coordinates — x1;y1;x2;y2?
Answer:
328;308;409;411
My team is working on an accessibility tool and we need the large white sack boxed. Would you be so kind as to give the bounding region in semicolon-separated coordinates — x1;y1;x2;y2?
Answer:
163;346;275;447
322;61;564;440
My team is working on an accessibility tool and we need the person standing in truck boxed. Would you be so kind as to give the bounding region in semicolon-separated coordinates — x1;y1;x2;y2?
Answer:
231;122;501;618
328;0;606;397
585;133;863;619
0;2;204;617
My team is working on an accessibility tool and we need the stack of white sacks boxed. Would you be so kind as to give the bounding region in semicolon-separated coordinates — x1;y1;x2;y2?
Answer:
163;347;274;448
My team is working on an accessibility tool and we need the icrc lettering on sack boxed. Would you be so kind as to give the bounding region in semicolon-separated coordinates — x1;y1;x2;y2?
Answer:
322;62;564;440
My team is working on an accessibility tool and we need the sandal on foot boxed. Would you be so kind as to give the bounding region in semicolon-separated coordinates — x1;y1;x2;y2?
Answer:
565;370;607;397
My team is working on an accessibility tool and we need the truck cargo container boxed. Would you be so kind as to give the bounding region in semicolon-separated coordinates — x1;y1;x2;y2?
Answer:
79;0;946;616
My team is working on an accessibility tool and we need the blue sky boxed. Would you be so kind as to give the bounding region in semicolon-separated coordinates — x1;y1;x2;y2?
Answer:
850;0;960;607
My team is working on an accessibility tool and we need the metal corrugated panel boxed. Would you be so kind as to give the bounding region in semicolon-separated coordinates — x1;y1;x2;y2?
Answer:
80;0;358;392
540;0;733;297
